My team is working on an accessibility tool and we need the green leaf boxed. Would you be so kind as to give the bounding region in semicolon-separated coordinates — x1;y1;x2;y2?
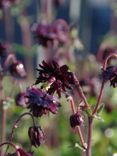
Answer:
97;103;105;114
94;114;105;122
69;142;87;152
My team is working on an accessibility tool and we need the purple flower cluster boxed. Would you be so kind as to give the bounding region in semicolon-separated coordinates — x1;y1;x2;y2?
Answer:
0;0;20;8
32;19;69;47
35;60;75;97
26;87;60;117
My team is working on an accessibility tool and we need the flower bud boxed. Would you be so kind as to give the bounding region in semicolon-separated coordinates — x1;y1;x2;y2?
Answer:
9;61;26;78
70;113;84;128
28;126;45;148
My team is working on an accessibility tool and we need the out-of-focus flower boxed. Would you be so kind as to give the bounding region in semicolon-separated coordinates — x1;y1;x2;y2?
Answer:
0;42;5;55
26;87;60;117
51;19;69;44
105;103;113;113
53;0;64;7
28;126;45;147
0;42;7;65
9;61;26;78
6;148;33;156
102;66;117;87
32;19;69;47
70;113;84;128
15;92;27;107
35;60;75;97
32;22;56;47
0;0;20;8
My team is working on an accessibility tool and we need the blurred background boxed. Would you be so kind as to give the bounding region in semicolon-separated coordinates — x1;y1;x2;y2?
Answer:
0;0;117;156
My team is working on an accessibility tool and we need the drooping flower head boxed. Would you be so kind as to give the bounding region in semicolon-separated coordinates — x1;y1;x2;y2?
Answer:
28;126;45;148
26;87;60;117
32;22;56;47
35;60;75;97
9;61;27;78
102;65;117;87
15;92;27;107
32;19;69;47
51;19;69;44
70;113;84;128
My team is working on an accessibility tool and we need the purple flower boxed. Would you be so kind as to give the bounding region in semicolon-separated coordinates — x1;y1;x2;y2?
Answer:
9;61;26;78
51;19;69;44
15;92;27;107
32;19;69;47
102;66;117;87
70;113;84;128
26;87;60;117
28;126;45;147
1;0;20;8
32;22;56;47
35;60;75;97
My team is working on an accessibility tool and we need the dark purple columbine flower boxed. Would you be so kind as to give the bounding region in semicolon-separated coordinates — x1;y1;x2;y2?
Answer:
28;126;45;148
70;113;84;128
32;22;56;47
102;66;117;87
9;61;26;78
15;92;27;107
35;60;75;97
26;87;60;117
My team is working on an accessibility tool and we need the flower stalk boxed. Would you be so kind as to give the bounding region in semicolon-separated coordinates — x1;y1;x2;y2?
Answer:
68;96;86;150
0;142;19;156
